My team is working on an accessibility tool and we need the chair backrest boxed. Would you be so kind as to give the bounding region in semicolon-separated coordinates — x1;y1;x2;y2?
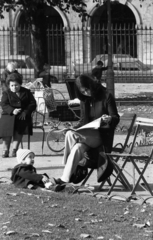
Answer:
112;112;137;153
135;117;153;147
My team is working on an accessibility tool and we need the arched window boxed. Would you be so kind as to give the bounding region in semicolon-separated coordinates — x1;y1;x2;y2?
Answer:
91;3;136;58
17;7;65;65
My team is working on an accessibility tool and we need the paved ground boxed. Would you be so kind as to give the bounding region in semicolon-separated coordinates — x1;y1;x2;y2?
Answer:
113;83;153;99
21;83;153;103
0;127;153;205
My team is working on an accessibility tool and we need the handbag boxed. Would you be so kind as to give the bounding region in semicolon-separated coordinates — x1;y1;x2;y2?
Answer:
70;165;88;184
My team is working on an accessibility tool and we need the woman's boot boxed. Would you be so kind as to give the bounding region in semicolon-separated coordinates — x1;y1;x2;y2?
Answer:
2;150;9;158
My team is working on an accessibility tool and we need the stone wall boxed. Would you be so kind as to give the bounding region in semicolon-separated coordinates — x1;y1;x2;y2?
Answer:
0;0;152;64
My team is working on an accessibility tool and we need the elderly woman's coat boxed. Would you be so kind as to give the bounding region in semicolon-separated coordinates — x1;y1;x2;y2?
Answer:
0;86;36;137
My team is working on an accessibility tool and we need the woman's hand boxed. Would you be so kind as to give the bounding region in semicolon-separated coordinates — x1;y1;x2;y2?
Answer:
18;111;26;120
101;114;112;123
13;108;21;115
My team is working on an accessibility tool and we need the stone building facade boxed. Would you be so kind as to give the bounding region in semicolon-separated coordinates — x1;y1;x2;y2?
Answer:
0;0;153;70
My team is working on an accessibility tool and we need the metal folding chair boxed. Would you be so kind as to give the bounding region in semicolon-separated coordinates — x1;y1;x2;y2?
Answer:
106;151;153;197
105;116;153;198
78;113;137;191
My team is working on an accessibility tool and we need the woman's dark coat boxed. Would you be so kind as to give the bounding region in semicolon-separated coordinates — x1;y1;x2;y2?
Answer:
75;85;119;152
0;86;36;137
75;85;120;182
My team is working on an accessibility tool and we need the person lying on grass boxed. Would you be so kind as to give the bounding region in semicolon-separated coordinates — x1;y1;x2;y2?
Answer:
11;149;53;189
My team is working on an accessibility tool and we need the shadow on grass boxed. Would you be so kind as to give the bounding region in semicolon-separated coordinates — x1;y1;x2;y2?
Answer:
7;165;64;171
75;184;153;199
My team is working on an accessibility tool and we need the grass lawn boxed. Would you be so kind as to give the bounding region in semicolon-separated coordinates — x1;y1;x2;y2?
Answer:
0;184;153;240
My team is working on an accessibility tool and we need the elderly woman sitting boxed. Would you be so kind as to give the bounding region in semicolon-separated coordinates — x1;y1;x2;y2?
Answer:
0;72;36;158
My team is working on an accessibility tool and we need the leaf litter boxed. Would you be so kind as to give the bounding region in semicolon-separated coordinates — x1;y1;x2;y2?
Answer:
0;182;153;240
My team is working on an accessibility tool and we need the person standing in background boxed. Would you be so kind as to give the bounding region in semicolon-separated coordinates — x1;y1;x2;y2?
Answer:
92;60;108;83
1;62;23;92
39;63;58;87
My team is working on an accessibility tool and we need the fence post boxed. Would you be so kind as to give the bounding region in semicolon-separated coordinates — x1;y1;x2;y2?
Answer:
106;0;115;96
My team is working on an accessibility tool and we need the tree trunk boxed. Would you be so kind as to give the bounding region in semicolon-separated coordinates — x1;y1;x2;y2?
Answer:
106;0;115;96
30;15;48;78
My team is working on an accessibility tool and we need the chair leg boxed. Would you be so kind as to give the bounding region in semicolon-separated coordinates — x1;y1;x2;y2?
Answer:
28;135;30;149
98;177;112;191
42;129;45;154
107;161;132;195
130;158;153;196
20;140;23;149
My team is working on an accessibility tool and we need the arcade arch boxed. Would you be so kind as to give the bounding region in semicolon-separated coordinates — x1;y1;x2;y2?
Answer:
13;6;68;65
90;2;137;59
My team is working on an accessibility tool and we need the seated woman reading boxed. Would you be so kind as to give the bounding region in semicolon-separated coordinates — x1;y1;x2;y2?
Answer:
53;74;120;191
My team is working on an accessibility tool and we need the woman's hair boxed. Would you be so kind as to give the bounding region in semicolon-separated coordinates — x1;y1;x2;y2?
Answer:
43;63;51;70
6;72;23;86
6;62;17;72
75;74;102;101
97;60;103;66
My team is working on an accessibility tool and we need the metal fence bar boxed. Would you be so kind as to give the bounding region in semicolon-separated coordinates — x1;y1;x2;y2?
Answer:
0;25;152;83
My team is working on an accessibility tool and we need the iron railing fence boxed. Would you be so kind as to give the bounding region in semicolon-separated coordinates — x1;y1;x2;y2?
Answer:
0;25;153;83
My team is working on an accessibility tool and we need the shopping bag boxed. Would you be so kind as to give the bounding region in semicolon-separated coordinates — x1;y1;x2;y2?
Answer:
35;90;47;113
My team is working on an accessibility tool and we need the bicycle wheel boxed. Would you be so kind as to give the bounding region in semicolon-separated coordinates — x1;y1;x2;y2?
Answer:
46;128;65;152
